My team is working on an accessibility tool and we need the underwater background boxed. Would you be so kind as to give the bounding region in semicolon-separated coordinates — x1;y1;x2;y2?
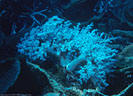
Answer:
0;0;133;96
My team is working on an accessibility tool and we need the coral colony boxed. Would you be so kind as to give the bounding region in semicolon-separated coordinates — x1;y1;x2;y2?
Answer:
17;16;117;89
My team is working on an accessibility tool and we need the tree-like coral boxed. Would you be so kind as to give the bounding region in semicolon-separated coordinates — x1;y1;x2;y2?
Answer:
17;16;117;89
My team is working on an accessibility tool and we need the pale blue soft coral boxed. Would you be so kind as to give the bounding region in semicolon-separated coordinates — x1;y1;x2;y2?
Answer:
17;16;117;89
